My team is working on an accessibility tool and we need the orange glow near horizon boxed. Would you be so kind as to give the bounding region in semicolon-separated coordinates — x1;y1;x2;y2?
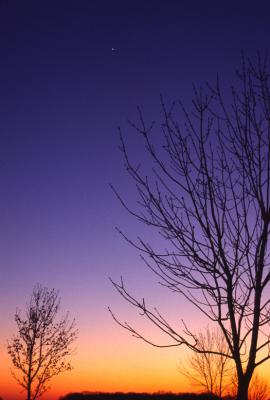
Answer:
3;277;270;400
4;277;270;399
1;275;210;399
0;322;194;400
2;315;270;400
1;348;192;400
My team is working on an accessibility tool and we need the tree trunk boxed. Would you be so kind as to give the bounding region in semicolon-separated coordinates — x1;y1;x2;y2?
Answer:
236;379;249;400
27;363;32;400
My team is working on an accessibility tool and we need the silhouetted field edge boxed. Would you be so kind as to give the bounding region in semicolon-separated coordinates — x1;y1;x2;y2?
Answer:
59;392;236;400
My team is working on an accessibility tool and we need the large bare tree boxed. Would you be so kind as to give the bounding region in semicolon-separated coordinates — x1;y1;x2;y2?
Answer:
8;284;77;400
110;53;270;400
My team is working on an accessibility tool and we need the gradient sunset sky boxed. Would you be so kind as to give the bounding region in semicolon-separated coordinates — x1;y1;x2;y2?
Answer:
1;1;270;399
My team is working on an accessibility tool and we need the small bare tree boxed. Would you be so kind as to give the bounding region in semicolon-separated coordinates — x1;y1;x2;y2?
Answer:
110;53;270;400
231;372;269;400
248;374;269;400
7;284;77;400
179;327;231;398
180;329;269;400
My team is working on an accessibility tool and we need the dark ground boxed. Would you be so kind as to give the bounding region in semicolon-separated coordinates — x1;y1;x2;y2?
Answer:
59;392;234;400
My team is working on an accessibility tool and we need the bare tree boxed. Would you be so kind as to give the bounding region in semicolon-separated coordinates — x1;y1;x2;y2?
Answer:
248;373;269;400
180;328;269;400
231;372;269;400
7;284;77;400
179;327;231;398
109;53;270;400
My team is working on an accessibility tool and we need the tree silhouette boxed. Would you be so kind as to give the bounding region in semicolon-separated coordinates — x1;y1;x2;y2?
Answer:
59;393;222;400
231;372;269;400
7;284;77;400
248;373;269;400
180;328;269;399
179;327;231;397
110;53;270;400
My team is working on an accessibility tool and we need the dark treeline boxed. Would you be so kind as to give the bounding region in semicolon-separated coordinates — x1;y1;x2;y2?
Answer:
59;392;235;400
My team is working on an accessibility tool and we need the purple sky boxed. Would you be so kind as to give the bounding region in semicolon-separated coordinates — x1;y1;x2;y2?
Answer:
1;1;270;397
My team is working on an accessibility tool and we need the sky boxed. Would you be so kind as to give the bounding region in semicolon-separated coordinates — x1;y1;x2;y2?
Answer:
1;1;270;399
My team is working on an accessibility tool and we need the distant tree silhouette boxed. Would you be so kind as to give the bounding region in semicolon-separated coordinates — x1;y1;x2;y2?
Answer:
7;284;77;400
248;374;269;400
230;372;269;400
110;53;270;400
180;328;269;400
59;393;221;400
179;327;231;397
